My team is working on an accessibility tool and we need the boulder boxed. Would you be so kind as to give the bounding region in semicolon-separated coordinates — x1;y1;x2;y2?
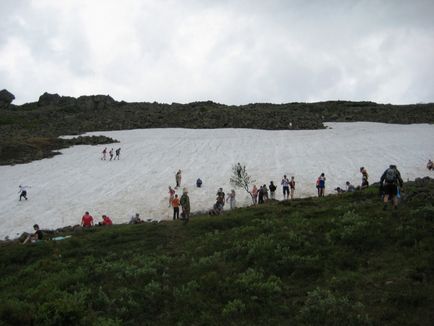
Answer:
77;95;116;110
0;89;15;108
38;92;77;107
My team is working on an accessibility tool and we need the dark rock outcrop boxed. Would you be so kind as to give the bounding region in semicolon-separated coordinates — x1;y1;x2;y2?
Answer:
77;95;116;110
0;89;15;108
38;92;76;107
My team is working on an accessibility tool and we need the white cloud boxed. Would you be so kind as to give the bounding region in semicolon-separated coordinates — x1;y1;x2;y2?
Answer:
0;0;433;104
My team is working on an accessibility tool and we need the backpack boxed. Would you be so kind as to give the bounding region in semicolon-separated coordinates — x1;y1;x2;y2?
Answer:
385;168;397;184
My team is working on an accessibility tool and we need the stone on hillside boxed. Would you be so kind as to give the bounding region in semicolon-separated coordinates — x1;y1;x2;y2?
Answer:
38;92;61;106
0;89;15;108
77;95;116;110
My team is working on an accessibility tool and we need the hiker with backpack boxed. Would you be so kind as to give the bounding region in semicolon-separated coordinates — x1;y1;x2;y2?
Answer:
109;148;114;161
380;164;404;210
427;160;433;171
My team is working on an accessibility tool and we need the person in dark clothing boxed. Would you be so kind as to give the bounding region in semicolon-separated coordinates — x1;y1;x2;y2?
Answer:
23;224;43;244
180;188;190;222
258;186;264;204
196;178;203;188
109;148;114;161
269;181;277;200
236;162;242;177
18;185;30;201
114;148;121;160
380;164;404;210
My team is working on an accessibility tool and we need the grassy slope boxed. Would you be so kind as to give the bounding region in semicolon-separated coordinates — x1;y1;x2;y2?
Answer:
0;179;433;325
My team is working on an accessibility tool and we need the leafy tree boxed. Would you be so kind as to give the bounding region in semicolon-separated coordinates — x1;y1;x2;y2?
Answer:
230;163;256;204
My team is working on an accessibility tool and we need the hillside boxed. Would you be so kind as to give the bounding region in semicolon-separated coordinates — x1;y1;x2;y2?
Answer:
1;178;433;325
0;91;433;165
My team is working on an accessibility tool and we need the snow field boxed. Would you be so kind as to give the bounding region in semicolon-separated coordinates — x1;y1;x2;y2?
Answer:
0;122;433;239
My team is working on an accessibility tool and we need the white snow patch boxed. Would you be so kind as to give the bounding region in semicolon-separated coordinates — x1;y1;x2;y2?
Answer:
0;122;433;239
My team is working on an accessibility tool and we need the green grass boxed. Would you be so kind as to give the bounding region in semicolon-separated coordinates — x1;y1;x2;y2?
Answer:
1;179;434;325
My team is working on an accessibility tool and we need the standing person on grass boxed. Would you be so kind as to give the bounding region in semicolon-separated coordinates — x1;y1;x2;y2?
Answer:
226;190;236;209
281;175;290;200
289;176;296;199
380;164;403;210
172;194;180;220
269;181;277;200
180;188;190;222
318;173;326;197
168;186;176;207
81;211;94;227
360;167;369;188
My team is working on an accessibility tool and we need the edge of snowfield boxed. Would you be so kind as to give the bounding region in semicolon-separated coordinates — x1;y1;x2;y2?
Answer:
0;122;433;239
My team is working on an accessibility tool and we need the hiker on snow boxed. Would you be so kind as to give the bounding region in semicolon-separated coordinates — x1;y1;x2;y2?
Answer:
18;185;30;201
114;148;121;160
101;147;107;160
236;162;242;177
176;170;182;188
109;148;114;161
380;164;403;210
196;178;203;188
427;160;433;171
168;186;176;207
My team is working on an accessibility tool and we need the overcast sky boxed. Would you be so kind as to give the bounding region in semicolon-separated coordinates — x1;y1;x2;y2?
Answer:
1;0;433;105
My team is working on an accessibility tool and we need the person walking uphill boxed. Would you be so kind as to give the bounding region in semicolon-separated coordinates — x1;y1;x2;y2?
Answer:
114;148;121;160
180;188;190;222
175;170;182;188
380;164;403;210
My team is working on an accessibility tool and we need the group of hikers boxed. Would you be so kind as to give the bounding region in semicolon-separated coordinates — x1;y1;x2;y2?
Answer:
101;147;121;161
19;162;415;244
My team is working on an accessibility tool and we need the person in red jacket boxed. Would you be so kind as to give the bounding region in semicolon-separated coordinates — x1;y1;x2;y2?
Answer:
81;211;94;227
101;215;113;226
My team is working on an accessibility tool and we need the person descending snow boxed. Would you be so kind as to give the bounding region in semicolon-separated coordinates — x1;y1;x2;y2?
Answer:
175;170;182;188
317;173;326;197
109;148;114;161
81;211;94;227
226;190;236;209
101;147;107;160
360;167;369;188
114;148;121;160
289;176;296;199
380;164;403;210
281;175;290;200
168;186;176;207
269;181;277;200
18;185;30;201
196;178;203;188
